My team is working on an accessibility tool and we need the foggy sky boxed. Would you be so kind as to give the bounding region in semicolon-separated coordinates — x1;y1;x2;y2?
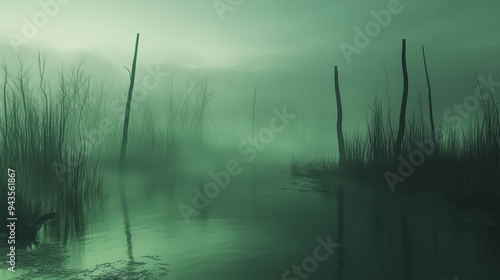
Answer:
1;0;499;159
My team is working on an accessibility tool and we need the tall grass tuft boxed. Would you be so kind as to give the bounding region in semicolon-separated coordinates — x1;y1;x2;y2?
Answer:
0;57;105;244
291;39;499;211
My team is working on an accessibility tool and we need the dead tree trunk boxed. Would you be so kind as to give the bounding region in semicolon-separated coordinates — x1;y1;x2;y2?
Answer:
394;39;409;160
119;33;140;171
422;45;437;152
118;33;140;263
334;66;346;165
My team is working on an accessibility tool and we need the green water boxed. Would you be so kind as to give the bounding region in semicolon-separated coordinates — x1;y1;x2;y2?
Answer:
2;160;499;280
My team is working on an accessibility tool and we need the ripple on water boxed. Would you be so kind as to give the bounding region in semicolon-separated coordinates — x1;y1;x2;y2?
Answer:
3;243;170;280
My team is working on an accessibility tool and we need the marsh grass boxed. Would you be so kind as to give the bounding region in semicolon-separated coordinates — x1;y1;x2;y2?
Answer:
0;57;105;244
97;74;215;169
292;89;500;211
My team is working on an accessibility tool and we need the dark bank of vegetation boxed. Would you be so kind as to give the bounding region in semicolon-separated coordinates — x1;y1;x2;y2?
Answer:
291;39;500;212
0;48;215;245
0;54;106;245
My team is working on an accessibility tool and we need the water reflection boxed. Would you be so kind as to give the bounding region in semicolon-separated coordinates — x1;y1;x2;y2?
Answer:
3;162;499;279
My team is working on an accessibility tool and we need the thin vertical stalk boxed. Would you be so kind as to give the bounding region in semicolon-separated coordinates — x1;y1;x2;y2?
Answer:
394;39;409;159
119;33;140;171
38;50;49;177
383;62;393;141
334;66;346;165
17;60;29;165
251;88;257;213
119;33;140;264
422;45;437;151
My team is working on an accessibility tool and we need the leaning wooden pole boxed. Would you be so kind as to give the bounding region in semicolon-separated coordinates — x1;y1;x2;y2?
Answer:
334;66;346;165
119;33;140;263
422;45;437;152
394;39;409;160
120;33;140;171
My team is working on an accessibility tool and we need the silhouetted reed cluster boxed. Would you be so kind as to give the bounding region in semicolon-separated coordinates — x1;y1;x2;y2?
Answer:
292;92;500;210
292;40;499;211
0;55;216;242
0;55;105;243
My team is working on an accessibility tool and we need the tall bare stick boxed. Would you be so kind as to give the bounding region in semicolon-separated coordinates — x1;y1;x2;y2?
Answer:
119;33;140;171
119;33;140;263
422;45;437;151
334;65;346;165
394;39;409;159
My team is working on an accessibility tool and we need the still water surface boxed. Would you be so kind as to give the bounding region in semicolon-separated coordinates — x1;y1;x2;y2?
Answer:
3;160;500;279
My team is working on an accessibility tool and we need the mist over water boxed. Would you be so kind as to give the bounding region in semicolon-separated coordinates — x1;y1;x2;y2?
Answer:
1;1;500;279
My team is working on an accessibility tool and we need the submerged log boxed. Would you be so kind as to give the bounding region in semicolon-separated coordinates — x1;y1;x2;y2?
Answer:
34;212;56;226
16;212;56;243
